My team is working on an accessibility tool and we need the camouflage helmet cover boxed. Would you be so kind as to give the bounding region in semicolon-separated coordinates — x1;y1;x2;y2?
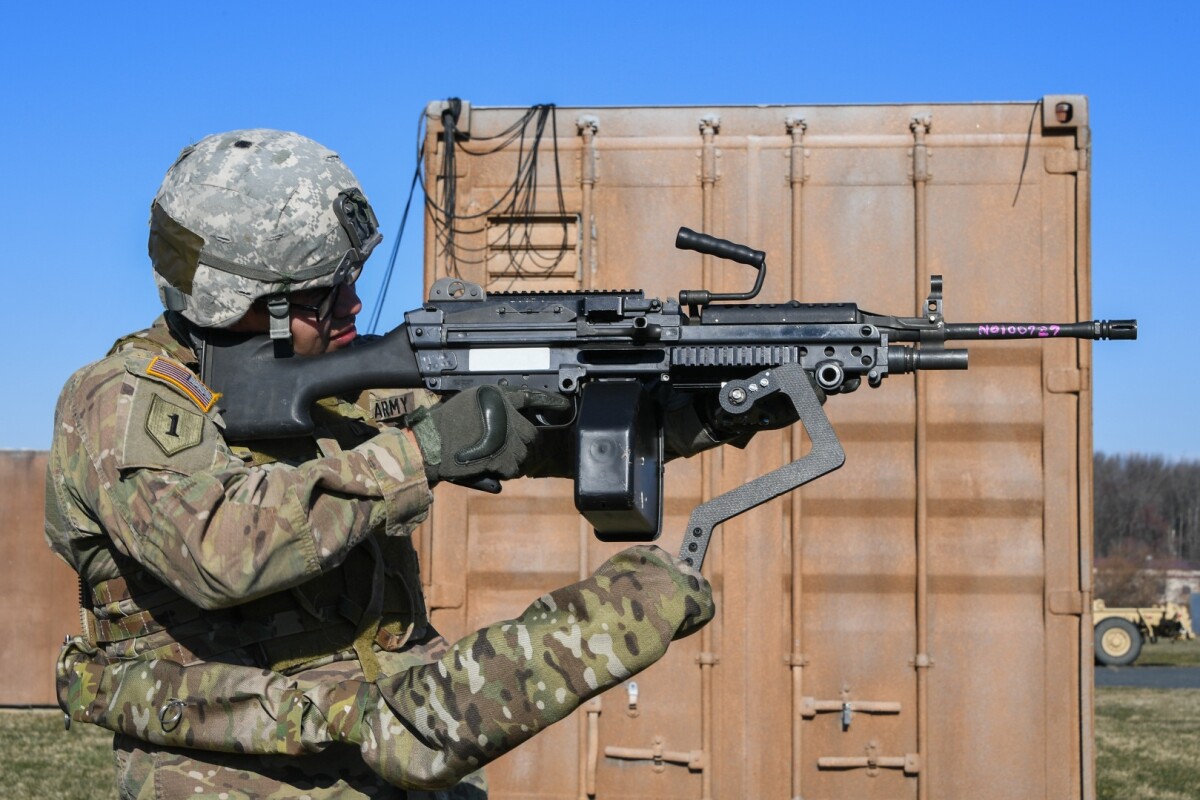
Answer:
149;129;379;328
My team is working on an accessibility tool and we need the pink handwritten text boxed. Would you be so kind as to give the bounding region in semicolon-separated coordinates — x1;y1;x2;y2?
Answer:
977;324;1062;338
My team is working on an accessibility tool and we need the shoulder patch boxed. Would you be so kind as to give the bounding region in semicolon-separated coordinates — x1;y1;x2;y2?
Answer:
145;395;204;456
146;356;219;412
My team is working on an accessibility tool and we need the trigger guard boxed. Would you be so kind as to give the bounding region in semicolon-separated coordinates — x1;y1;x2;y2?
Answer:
532;396;579;429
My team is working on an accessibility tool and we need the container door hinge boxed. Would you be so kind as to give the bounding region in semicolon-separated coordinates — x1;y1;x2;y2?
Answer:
909;114;933;182
1049;590;1089;616
786;116;810;185
577;115;600;185
817;740;921;777
1044;148;1083;174
424;582;464;610
699;114;721;185
605;735;705;773
1047;367;1089;394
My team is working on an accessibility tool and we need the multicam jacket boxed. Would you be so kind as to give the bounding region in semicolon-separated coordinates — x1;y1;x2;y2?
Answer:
46;314;714;795
45;315;434;678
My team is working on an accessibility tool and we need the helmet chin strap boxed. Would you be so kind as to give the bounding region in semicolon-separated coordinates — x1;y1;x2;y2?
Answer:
265;294;295;357
266;295;291;340
161;285;190;312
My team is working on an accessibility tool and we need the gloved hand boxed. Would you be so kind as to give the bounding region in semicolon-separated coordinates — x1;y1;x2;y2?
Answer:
405;385;571;484
665;374;825;459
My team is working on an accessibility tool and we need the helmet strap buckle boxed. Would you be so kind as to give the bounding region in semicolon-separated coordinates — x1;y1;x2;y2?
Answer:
265;295;294;358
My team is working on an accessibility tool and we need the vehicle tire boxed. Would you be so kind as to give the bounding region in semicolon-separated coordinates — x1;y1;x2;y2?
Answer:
1094;618;1143;666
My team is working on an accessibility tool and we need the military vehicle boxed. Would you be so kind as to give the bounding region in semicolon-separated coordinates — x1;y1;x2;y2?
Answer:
1093;599;1195;665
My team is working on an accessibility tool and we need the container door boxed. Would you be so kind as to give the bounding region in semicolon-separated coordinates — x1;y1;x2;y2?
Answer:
419;98;1091;799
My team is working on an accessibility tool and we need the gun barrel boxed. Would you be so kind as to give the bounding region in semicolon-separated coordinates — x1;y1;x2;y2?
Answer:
943;320;1138;341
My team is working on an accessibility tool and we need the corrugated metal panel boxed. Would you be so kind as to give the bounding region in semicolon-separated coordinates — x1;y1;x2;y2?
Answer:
0;450;79;706
419;98;1093;799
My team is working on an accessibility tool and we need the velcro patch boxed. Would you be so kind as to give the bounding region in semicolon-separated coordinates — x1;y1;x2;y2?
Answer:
369;390;416;423
146;356;218;412
145;395;204;456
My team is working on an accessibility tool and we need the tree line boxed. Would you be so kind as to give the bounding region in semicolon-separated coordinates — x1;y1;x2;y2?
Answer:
1094;452;1200;605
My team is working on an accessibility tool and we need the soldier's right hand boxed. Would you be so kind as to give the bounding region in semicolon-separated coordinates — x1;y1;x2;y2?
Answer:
406;385;571;485
594;545;715;641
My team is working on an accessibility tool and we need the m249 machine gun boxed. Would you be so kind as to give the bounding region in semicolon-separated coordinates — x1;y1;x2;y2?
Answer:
202;228;1136;571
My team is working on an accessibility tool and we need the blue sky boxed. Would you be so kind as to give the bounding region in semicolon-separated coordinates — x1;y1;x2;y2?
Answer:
1;2;1193;457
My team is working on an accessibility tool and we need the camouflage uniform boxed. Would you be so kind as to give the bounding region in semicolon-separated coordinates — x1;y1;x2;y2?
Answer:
48;315;713;797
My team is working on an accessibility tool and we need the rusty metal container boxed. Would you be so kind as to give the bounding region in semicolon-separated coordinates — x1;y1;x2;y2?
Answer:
416;97;1096;799
0;450;79;706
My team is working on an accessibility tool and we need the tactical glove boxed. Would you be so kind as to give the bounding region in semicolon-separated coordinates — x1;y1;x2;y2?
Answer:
665;374;825;459
406;385;571;484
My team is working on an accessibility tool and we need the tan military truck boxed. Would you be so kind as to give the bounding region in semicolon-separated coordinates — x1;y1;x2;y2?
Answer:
1093;599;1195;665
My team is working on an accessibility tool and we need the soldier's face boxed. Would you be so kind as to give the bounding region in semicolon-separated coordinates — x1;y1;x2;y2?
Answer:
289;279;363;356
228;279;364;356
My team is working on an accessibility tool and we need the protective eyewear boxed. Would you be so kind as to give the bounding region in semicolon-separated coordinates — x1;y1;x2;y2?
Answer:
290;262;362;321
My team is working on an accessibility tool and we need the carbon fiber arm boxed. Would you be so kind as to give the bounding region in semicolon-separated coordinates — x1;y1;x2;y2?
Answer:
678;363;845;571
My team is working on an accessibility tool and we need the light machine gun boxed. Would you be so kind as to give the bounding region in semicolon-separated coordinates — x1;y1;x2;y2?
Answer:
201;228;1136;571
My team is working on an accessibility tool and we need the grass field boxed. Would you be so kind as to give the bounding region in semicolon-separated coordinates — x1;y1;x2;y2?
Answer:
1134;636;1200;667
3;686;1199;799
0;709;113;799
1095;688;1200;800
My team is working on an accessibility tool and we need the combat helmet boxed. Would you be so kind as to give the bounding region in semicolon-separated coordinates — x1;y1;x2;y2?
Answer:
149;129;381;341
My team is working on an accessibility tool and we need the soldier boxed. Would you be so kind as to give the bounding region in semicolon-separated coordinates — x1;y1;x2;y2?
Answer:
45;129;783;799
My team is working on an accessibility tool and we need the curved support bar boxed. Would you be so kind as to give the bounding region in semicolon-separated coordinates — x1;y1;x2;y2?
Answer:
678;363;845;571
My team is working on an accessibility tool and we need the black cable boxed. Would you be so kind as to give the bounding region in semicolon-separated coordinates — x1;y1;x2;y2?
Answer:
367;109;427;334
1012;99;1043;208
367;163;421;335
410;102;573;279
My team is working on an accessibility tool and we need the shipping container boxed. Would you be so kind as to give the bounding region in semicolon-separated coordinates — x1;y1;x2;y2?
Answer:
414;97;1096;800
0;450;79;706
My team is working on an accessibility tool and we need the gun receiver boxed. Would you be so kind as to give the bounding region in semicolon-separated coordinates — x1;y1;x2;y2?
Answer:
202;228;1137;570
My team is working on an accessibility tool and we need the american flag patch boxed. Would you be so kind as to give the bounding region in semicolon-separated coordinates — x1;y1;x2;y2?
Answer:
146;356;219;412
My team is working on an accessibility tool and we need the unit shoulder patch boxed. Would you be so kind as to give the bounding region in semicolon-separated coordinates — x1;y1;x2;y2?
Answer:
145;394;204;456
145;356;219;412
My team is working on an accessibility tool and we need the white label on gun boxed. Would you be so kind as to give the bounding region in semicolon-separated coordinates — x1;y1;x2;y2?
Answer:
468;347;550;372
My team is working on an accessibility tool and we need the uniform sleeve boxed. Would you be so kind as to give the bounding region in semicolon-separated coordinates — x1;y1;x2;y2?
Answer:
356;545;713;786
54;547;713;790
50;355;432;609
